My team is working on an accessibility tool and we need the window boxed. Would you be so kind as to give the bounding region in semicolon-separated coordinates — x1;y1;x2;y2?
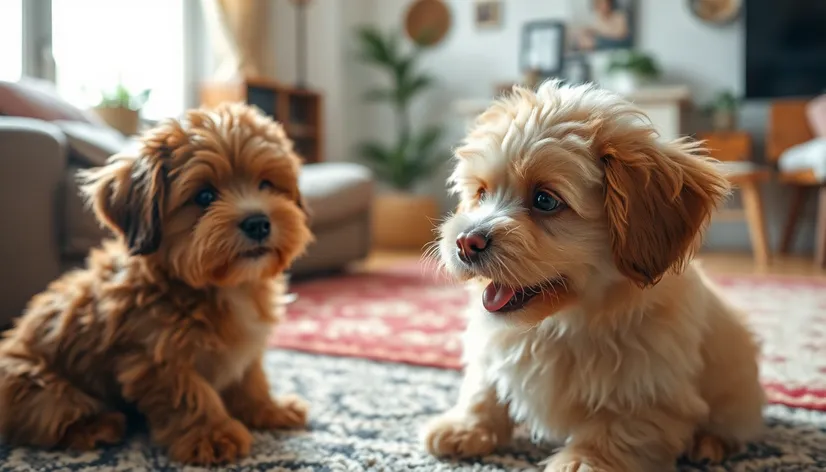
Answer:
0;0;23;81
51;0;186;119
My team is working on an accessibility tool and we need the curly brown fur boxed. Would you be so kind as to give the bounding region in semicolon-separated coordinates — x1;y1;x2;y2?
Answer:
0;103;313;465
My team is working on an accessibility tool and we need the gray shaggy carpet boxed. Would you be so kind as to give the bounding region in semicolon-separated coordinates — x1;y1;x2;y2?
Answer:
1;350;824;471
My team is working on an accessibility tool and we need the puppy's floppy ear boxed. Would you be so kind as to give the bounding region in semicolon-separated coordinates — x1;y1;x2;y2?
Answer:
602;137;729;287
78;154;166;255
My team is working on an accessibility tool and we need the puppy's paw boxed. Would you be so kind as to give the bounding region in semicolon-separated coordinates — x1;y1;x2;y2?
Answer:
544;450;610;472
246;394;309;430
688;432;734;463
62;412;126;450
421;414;499;458
169;418;252;465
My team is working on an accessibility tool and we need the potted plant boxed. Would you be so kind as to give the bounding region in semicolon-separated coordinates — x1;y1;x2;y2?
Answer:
93;84;151;136
355;26;448;250
705;90;740;131
604;50;661;94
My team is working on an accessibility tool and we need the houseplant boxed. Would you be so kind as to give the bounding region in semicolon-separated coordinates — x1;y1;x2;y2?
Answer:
705;90;740;131
355;26;448;249
93;84;151;136
604;50;661;94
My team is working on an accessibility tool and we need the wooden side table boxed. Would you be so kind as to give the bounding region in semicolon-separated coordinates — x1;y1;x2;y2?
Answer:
699;131;771;266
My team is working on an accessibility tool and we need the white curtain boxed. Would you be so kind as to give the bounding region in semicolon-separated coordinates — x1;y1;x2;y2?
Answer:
200;0;272;81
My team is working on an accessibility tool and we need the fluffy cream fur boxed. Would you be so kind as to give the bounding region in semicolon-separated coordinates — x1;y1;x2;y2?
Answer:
421;81;765;471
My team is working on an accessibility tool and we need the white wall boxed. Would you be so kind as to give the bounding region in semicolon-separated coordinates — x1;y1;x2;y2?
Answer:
269;0;817;253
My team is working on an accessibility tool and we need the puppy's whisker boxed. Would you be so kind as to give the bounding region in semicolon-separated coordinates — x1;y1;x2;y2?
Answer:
420;242;446;277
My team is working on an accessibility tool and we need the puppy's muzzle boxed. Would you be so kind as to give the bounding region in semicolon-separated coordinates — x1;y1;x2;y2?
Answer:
239;213;271;242
456;231;490;264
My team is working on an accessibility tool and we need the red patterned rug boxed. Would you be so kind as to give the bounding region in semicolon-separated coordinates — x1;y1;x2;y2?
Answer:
272;263;826;411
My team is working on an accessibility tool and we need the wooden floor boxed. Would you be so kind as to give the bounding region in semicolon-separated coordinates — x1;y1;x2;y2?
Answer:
361;250;826;279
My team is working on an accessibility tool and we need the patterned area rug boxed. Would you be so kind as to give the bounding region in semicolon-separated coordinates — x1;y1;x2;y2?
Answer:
1;351;824;471
274;265;826;411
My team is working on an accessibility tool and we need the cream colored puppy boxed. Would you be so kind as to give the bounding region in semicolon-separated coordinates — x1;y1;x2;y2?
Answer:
422;81;764;471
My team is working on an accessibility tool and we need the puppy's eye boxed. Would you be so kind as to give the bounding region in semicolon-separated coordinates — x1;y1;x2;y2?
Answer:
260;180;274;191
194;188;217;208
477;187;487;200
532;190;564;213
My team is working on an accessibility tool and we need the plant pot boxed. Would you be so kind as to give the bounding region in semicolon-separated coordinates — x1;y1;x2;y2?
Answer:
94;106;140;136
712;110;737;131
604;71;649;95
372;192;440;250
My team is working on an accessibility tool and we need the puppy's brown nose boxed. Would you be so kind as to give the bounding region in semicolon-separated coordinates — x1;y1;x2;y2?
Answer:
456;232;489;264
239;214;271;242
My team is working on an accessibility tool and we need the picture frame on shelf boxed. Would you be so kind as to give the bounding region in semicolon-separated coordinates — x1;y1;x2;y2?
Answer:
520;21;566;78
474;0;502;29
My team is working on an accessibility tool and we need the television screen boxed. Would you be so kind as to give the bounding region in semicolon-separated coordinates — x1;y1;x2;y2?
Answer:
745;0;826;99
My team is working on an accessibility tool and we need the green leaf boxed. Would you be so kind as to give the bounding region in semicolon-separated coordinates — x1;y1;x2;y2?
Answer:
607;50;661;79
358;141;393;164
396;74;434;105
96;83;151;110
128;89;151;110
356;141;396;182
355;27;397;67
393;56;414;85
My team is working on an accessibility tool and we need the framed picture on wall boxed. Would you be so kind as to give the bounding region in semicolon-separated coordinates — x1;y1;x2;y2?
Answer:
569;0;635;52
474;0;503;29
520;21;566;77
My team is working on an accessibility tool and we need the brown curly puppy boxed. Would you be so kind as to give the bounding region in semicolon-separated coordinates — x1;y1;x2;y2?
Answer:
0;103;314;465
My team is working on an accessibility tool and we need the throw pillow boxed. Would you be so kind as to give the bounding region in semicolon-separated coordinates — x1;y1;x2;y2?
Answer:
54;120;138;167
0;77;103;125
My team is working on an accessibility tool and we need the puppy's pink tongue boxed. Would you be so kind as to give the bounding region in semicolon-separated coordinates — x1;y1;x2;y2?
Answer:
483;283;515;312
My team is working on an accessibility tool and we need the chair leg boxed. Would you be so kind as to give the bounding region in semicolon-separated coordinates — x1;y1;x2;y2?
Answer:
779;186;809;254
740;182;771;267
815;186;826;268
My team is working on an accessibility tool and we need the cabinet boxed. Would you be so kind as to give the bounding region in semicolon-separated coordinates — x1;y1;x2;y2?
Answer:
200;78;324;164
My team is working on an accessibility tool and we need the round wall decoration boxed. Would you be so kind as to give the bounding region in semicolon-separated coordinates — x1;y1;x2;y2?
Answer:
404;0;451;47
689;0;741;26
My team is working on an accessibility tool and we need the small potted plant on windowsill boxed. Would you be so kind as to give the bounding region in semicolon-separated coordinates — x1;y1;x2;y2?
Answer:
355;26;448;250
93;84;151;136
705;90;740;131
604;50;661;94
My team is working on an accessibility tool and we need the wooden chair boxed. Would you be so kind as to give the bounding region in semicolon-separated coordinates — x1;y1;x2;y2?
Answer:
766;100;826;267
699;131;771;266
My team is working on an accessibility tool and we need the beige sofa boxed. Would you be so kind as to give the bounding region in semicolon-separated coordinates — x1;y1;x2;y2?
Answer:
0;117;373;325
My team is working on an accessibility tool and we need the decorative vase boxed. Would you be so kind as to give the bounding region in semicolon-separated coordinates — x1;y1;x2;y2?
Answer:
94;106;140;136
372;192;440;250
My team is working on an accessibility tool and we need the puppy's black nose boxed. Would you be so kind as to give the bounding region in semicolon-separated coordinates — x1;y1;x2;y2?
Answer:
239;214;271;242
456;231;489;264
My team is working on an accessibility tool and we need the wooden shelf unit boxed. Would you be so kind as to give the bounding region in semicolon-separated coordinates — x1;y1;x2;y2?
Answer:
200;78;324;164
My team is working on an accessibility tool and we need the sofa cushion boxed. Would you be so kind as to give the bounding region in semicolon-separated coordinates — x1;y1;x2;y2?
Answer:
299;162;374;229
0;78;103;125
61;166;109;258
54;120;138;167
